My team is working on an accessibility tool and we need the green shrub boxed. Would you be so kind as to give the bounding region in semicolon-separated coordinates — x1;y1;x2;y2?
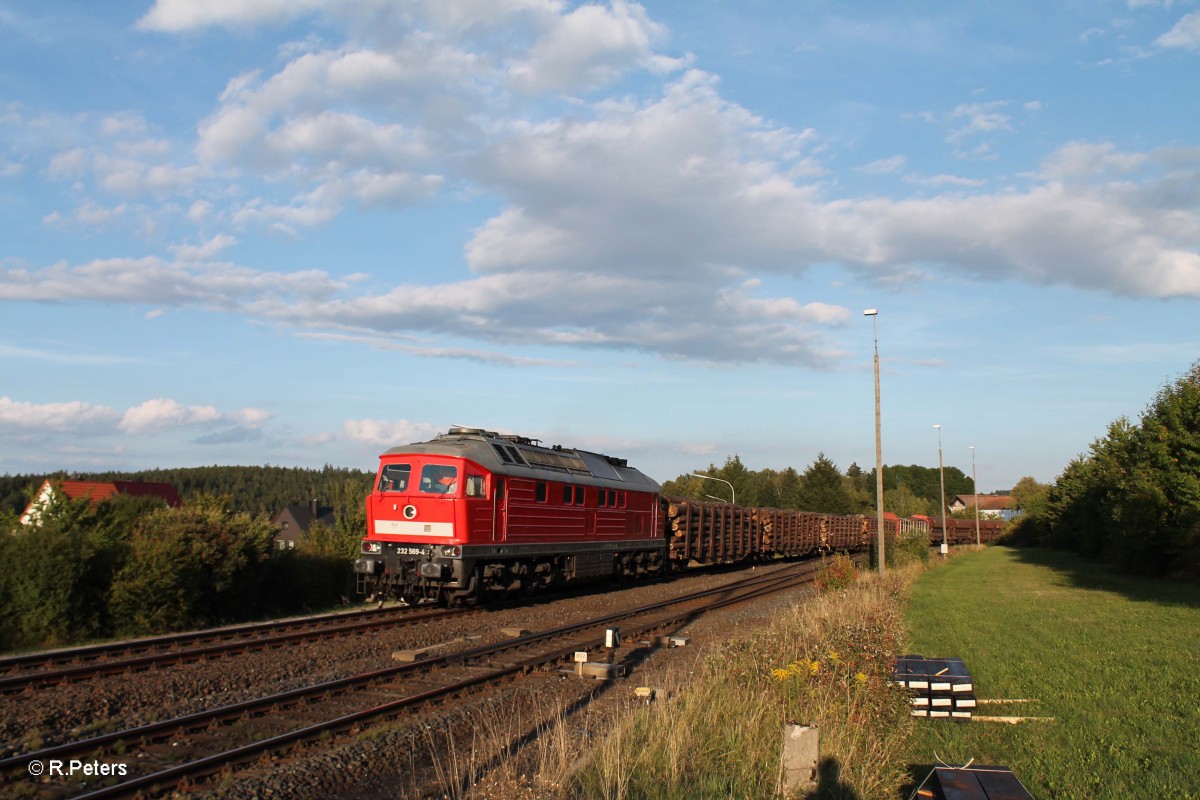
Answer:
888;528;930;567
108;495;275;633
817;552;858;592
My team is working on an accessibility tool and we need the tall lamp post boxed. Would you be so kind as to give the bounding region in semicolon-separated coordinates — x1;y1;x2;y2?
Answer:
690;473;735;505
933;424;947;556
864;309;884;575
970;445;980;546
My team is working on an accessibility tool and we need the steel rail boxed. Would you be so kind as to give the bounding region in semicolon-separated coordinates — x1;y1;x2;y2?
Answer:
0;603;422;673
0;606;469;694
2;562;814;788
68;563;819;800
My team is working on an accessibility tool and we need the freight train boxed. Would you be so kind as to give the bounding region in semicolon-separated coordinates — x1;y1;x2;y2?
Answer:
353;427;1005;604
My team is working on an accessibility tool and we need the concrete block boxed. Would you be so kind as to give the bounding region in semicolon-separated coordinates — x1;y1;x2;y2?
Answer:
778;723;818;797
576;661;626;680
654;635;690;648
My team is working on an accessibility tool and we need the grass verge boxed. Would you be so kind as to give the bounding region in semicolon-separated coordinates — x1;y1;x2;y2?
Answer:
567;557;917;799
904;546;1200;799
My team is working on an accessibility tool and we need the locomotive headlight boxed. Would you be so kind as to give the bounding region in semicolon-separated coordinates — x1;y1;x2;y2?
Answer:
440;545;461;558
362;541;382;554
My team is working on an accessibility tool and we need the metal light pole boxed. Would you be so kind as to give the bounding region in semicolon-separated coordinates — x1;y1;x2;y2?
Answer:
934;424;947;556
864;309;884;575
690;473;735;505
970;445;980;546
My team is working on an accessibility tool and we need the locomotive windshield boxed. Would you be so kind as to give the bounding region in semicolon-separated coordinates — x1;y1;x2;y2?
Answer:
419;464;459;495
378;463;411;492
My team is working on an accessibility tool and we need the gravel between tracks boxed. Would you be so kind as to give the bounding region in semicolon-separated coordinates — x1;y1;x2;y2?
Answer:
4;561;818;798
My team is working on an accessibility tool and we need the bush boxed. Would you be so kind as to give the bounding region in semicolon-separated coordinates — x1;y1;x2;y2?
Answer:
888;528;930;568
817;553;858;592
108;495;276;633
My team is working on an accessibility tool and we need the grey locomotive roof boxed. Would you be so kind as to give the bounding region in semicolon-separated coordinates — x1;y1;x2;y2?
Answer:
380;427;660;492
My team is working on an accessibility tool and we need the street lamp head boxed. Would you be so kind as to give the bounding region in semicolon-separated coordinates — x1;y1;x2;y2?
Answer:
863;308;878;316
933;423;941;430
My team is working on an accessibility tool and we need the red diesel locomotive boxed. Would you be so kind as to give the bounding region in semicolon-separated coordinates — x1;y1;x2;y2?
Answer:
354;426;663;604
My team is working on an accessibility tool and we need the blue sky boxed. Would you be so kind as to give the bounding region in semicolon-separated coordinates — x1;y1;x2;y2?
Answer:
1;1;1197;492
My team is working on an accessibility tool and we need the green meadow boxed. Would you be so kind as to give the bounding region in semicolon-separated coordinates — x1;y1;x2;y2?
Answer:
905;546;1200;799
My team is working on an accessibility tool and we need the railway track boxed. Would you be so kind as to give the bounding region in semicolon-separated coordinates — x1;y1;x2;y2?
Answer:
0;603;471;694
3;561;820;799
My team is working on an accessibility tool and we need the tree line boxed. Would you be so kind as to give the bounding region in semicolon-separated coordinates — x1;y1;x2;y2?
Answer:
1009;361;1200;577
660;453;982;518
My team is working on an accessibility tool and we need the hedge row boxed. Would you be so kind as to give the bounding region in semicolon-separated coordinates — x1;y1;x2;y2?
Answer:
0;492;362;651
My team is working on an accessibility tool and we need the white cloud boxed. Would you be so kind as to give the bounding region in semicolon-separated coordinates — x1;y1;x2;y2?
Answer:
118;398;223;434
857;155;906;174
903;173;986;187
170;234;237;261
137;0;333;32
239;407;273;426
1156;11;1200;50
47;148;89;180
341;418;440;446
508;0;683;93
0;396;118;431
1039;141;1148;179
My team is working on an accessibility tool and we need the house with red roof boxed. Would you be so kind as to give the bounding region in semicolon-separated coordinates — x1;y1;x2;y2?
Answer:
948;494;1015;520
19;479;183;526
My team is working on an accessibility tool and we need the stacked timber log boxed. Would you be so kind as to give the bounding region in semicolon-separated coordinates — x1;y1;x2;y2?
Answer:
666;498;875;562
756;508;824;555
893;655;976;720
665;498;759;563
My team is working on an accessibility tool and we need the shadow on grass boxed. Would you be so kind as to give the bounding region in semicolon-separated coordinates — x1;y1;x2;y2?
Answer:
801;756;863;800
1003;545;1200;609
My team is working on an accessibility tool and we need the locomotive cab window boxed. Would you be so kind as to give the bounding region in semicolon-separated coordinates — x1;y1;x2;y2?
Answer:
419;464;459;495
466;475;485;497
535;481;547;503
378;464;412;492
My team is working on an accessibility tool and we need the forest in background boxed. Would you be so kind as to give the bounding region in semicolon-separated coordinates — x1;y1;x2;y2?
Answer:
660;454;1000;519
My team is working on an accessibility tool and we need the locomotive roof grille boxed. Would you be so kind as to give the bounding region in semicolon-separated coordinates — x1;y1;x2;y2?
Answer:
517;446;590;474
489;442;528;467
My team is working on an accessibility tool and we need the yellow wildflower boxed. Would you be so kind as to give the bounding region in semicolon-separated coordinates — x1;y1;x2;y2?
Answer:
771;668;791;682
809;660;820;675
854;672;868;686
829;650;840;666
